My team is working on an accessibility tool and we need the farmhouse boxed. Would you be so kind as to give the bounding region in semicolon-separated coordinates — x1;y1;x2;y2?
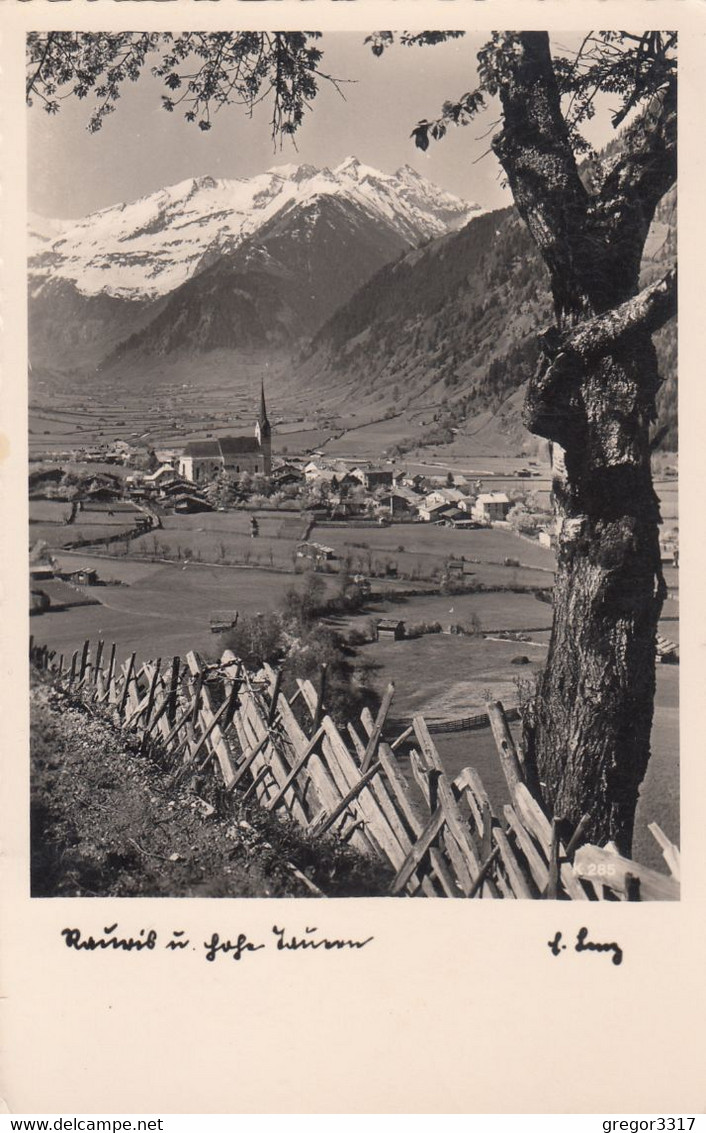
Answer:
172;493;213;514
29;564;55;583
144;464;178;488
84;486;121;503
400;473;426;492
424;488;466;509
60;568;99;586
446;558;465;578
377;490;417;517
434;506;465;526
272;463;304;488
303;460;324;480
656;635;679;664
350;466;395;492
178;385;272;483
473;492;511;523
418;501;450;523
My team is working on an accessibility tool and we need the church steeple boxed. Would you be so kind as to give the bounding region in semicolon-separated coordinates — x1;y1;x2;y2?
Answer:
257;379;271;441
254;380;272;475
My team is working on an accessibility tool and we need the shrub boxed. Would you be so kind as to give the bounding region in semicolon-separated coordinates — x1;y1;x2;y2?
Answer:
223;613;286;669
282;571;327;628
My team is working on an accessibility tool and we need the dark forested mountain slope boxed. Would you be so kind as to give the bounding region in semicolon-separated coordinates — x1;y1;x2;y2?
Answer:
105;193;415;366
297;186;677;449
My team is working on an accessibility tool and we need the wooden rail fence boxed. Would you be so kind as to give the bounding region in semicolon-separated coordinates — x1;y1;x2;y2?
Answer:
29;636;680;901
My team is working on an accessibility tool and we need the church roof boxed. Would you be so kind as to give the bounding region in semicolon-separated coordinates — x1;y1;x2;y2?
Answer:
183;435;263;459
219;435;261;455
183;440;221;458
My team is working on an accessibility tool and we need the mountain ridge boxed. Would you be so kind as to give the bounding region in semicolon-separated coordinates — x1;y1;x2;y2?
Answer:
28;158;482;378
29;158;482;302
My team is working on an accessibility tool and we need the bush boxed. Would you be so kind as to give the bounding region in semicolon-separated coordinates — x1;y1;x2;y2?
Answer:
223;613;286;669
282;572;327;628
284;626;371;728
348;627;371;646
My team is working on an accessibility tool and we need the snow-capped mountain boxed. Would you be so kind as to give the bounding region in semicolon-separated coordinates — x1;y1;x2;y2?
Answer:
29;157;482;303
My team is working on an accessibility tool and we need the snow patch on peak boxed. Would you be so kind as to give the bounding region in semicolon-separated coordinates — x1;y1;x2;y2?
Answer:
268;163;318;184
28;213;69;241
396;164;425;181
191;175;218;193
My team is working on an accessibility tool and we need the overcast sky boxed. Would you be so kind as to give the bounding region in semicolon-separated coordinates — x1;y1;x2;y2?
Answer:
28;31;615;219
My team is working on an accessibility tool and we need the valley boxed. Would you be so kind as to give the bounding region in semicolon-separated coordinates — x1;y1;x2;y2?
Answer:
28;154;679;879
28;406;679;872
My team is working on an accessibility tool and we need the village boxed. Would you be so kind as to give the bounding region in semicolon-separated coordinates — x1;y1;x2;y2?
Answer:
29;385;559;615
27;387;680;874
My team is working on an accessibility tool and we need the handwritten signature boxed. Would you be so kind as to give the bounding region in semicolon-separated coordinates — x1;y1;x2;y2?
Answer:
548;927;623;966
60;924;374;961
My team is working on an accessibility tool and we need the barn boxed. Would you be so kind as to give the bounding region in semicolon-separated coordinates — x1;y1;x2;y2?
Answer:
376;618;406;642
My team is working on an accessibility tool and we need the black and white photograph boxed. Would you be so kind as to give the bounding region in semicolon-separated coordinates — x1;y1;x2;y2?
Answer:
25;26;680;902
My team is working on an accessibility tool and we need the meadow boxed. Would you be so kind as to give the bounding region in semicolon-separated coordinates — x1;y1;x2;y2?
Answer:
344;589;553;638
311;520;556;580
37;555;332;666
29;498;141;549
130;509;310;570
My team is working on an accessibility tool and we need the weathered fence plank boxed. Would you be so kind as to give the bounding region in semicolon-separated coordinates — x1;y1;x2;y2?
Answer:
184;652;237;789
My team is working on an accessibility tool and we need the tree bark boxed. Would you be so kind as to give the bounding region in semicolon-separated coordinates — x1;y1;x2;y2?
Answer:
488;33;677;854
523;318;672;852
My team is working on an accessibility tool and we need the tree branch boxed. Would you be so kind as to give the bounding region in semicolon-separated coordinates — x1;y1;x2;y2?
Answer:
26;33;55;99
592;80;676;257
565;267;676;362
524;268;676;444
488;33;592;321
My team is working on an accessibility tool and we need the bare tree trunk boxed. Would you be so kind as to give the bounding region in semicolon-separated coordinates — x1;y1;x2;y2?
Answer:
524;332;667;853
487;32;677;854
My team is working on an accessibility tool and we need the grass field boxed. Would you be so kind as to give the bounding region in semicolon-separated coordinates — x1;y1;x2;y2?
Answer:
345;589;553;638
362;638;678;873
401;666;678;873
29;499;73;524
29;353;292;457
311;520;555;579
130;509;308;569
29;498;141;549
34;556;337;667
322;412;426;457
357;633;545;718
32;549;678;874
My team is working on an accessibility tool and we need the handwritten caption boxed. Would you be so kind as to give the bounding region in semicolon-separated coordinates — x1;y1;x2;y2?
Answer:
548;927;623;965
60;923;373;962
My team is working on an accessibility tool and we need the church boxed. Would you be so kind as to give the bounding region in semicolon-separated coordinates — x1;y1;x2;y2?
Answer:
178;385;272;484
